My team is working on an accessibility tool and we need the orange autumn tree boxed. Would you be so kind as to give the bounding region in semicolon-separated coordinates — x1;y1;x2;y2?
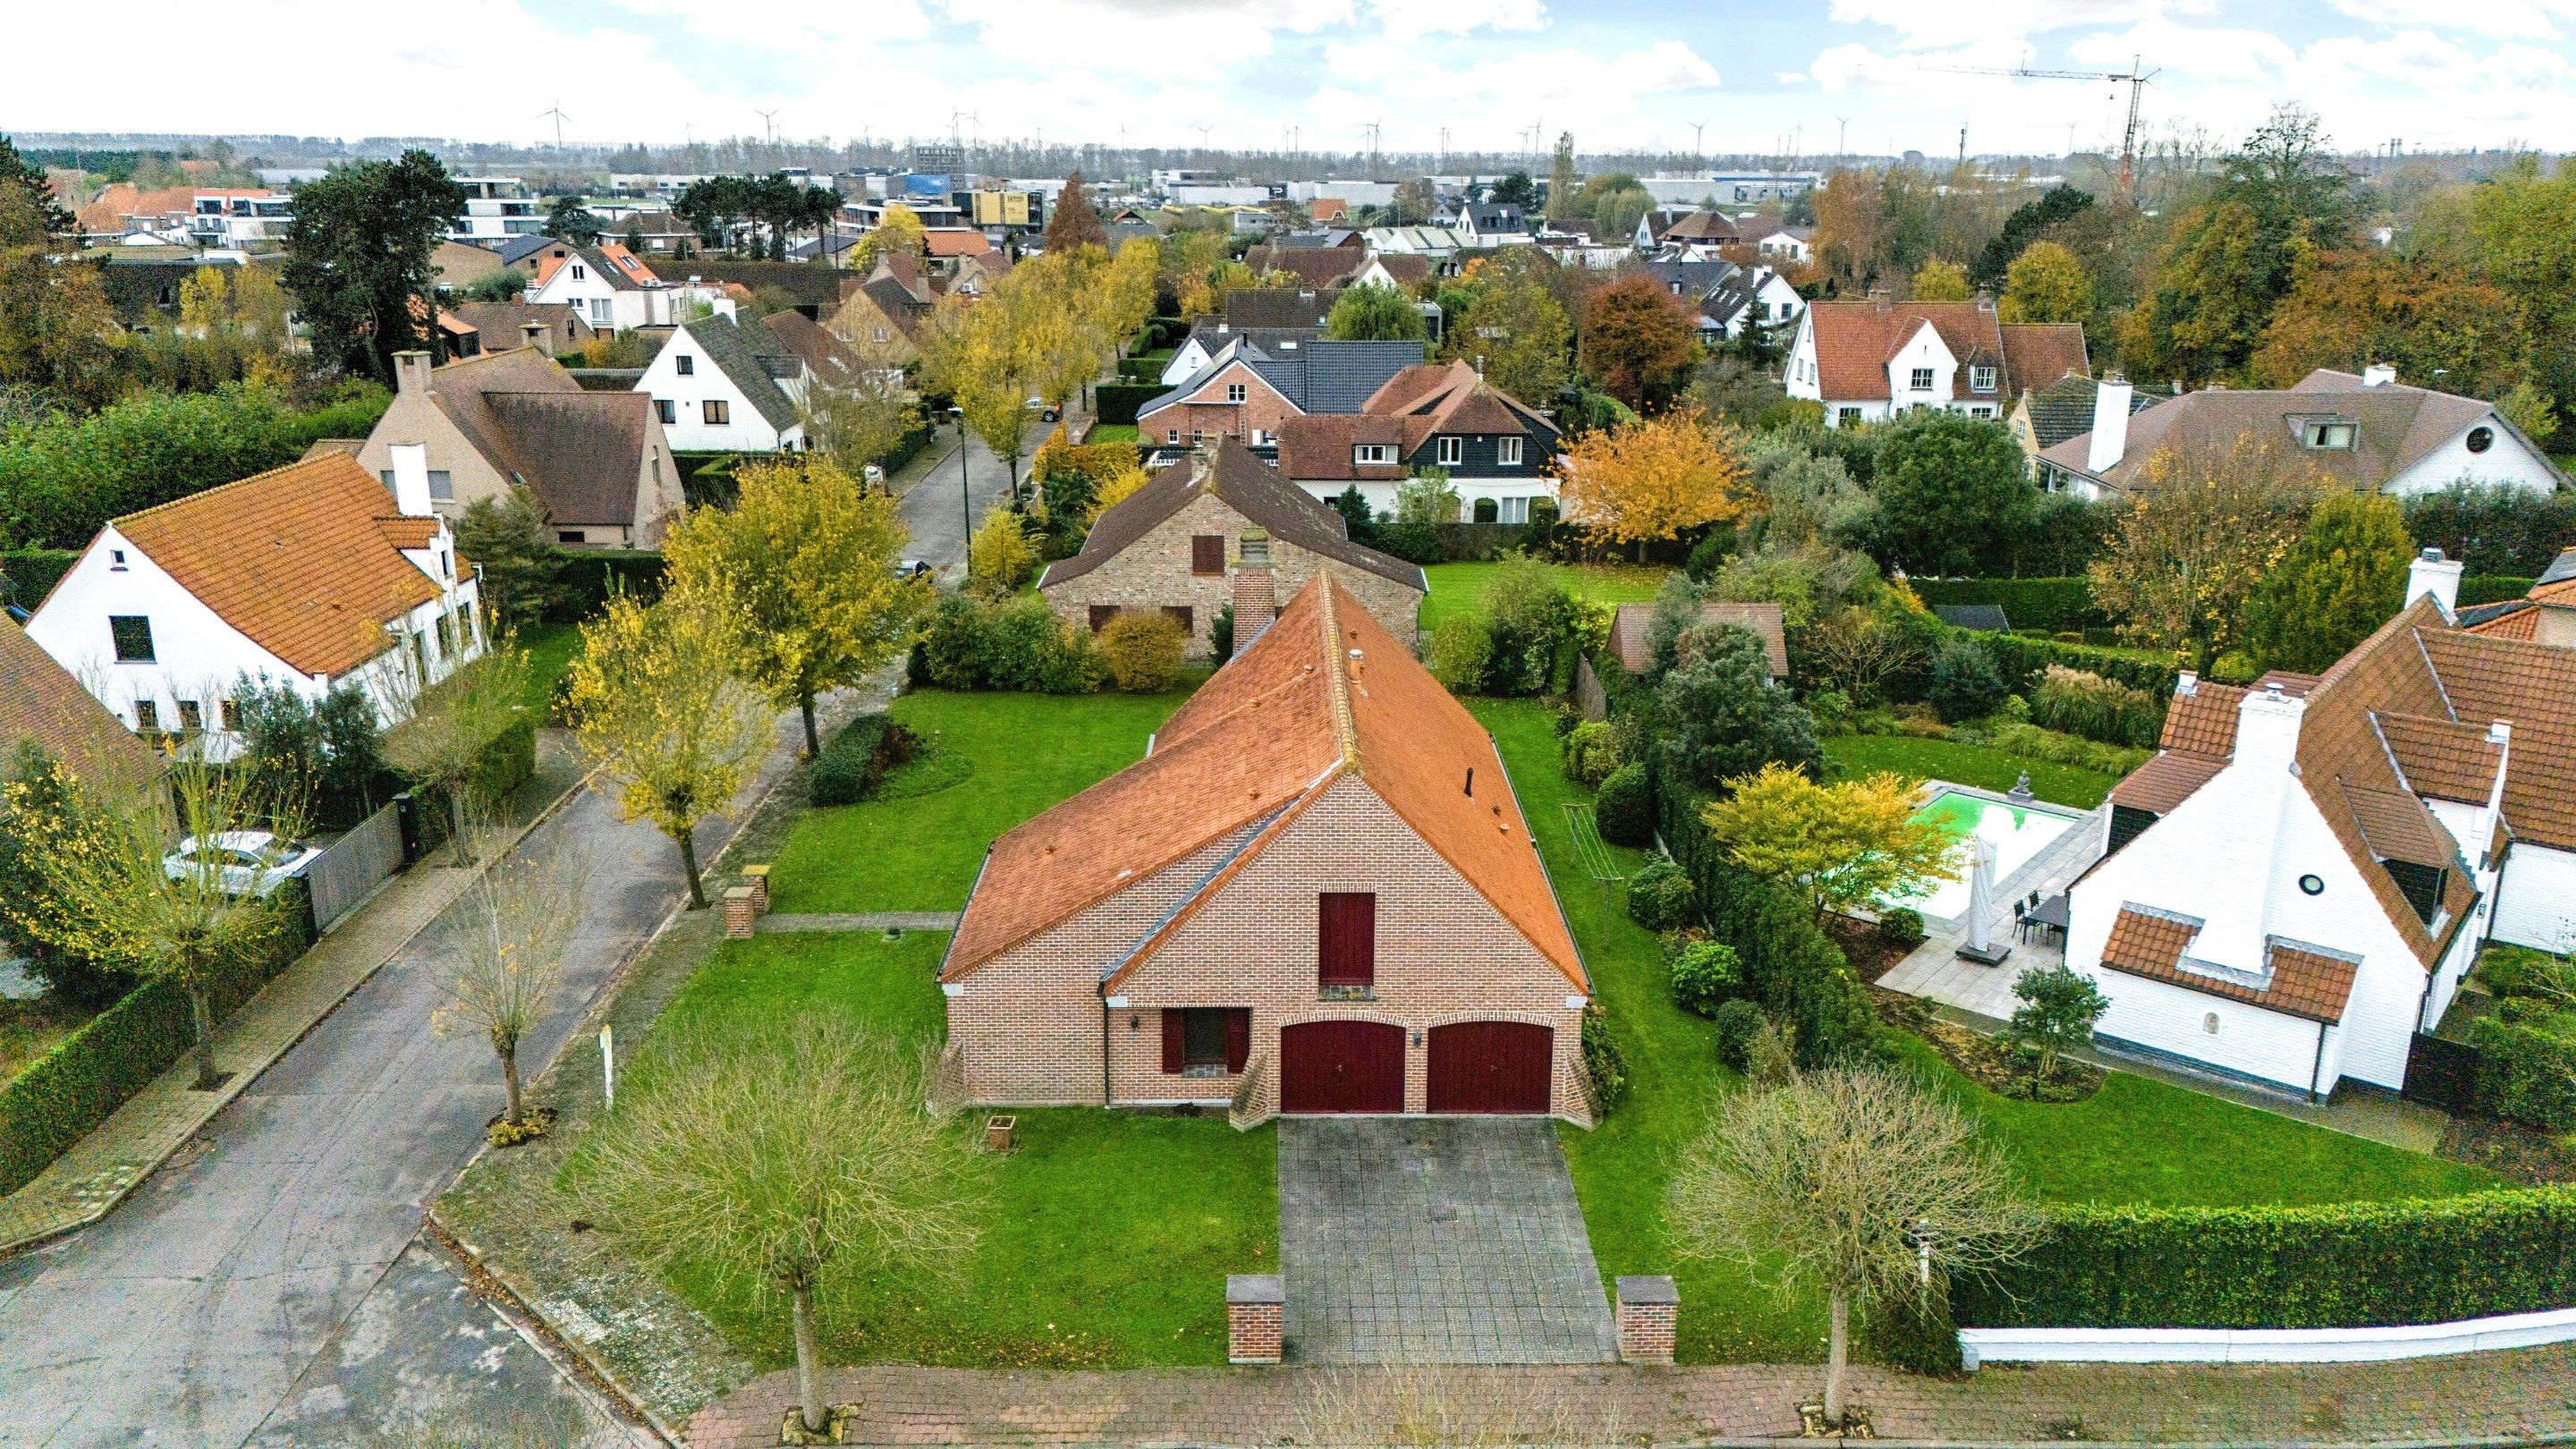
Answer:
1559;406;1754;561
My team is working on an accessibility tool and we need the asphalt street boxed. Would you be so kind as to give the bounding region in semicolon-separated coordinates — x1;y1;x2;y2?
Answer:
0;418;1031;1447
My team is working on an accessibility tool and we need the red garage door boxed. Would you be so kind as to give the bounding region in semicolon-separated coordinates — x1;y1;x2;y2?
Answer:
1280;1020;1405;1114
1426;1021;1554;1114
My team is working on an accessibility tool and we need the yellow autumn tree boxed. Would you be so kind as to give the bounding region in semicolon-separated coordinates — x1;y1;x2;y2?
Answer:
1911;258;1972;301
853;203;926;271
1701;763;1958;919
1558;405;1754;561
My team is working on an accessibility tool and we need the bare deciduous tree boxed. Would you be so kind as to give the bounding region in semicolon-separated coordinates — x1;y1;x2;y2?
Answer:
1666;1068;2038;1430
576;1015;986;1439
380;642;530;865
1803;606;1926;704
432;829;587;1129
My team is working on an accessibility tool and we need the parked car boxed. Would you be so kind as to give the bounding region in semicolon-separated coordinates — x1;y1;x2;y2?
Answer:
896;558;932;580
164;831;320;898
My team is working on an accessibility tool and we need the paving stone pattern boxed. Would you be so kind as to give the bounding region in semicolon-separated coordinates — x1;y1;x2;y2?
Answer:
1276;1116;1617;1364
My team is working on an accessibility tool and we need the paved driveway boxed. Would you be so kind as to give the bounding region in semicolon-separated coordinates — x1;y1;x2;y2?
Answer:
1277;1117;1618;1365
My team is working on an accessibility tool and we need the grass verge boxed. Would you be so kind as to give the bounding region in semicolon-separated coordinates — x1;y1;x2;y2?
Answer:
1419;560;1670;636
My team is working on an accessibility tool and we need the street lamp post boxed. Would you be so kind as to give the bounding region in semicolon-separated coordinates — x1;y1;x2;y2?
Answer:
949;405;970;581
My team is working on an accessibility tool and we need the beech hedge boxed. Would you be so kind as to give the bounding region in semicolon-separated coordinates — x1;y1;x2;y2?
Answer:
0;879;313;1196
1909;576;2106;633
1092;383;1166;428
1953;1189;2576;1329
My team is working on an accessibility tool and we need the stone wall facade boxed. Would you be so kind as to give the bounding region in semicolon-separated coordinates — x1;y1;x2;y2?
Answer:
944;775;1591;1123
1039;491;1421;657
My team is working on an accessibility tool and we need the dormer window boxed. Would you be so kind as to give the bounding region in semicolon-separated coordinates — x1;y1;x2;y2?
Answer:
1969;364;1997;392
1910;367;1936;391
1354;444;1394;465
2303;419;2358;450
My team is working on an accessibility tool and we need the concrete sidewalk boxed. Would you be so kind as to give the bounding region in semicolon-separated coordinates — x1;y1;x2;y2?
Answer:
0;748;588;1257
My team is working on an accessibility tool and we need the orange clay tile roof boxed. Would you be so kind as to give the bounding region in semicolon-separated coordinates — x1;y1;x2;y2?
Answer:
2374;709;2504;804
2106;750;2226;815
0;618;158;790
945;574;1584;990
2464;601;2539;640
2157;681;2246;755
922;229;994;258
2098;906;2361;1023
1607;601;1788;678
112;453;441;678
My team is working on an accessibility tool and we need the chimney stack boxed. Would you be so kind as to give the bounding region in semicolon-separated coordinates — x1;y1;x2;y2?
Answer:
394;349;433;398
1232;529;1276;651
2406;547;2463;618
388;443;436;519
520;320;552;357
2088;373;2134;477
2362;362;2397;387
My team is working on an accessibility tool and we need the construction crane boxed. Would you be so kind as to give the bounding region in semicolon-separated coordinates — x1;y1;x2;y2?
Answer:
1920;56;2159;199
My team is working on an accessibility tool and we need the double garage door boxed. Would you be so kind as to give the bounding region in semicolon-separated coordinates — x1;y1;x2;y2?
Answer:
1278;1020;1552;1114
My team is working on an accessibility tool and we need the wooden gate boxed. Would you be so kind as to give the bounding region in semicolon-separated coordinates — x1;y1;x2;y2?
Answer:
1280;1020;1405;1114
1426;1021;1554;1114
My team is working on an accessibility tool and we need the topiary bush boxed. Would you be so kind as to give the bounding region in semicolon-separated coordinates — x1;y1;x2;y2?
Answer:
1710;998;1767;1074
1593;762;1654;847
1669;937;1741;1015
1876;907;1927;950
1561;720;1620;786
1097;609;1187;692
808;714;920;807
1626;856;1698;932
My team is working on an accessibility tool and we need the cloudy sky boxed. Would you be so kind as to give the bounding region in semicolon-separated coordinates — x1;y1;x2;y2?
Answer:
12;1;2574;159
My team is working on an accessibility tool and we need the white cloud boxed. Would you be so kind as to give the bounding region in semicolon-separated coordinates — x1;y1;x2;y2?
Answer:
1824;0;2207;50
2319;0;2576;41
1368;0;1546;41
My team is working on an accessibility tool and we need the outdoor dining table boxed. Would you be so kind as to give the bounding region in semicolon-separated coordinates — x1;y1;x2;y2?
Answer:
2020;893;2071;946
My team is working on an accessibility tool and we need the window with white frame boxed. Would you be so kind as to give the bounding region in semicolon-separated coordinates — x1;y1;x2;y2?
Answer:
1225;382;1247;402
1910;367;1936;391
2303;419;2358;450
1498;436;1524;466
1353;444;1394;465
1436;436;1463;466
1498;496;1530;524
1969;364;1996;392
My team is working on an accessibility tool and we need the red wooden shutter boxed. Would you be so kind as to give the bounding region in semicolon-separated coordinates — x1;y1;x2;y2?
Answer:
1191;535;1225;575
1318;893;1377;987
1224;1009;1252;1072
1162;1009;1186;1073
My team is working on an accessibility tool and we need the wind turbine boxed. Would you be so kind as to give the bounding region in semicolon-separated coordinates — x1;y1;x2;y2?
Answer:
1360;121;1382;179
755;107;779;145
538;102;571;149
1687;119;1707;166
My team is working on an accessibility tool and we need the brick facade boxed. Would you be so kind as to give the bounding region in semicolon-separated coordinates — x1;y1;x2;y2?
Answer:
1039;491;1421;657
1137;360;1301;449
945;775;1590;1123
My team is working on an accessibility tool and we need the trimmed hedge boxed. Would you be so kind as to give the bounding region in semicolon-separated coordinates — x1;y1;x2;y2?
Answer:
1909;576;2106;632
1093;382;1166;428
545;549;666;623
1;548;78;609
0;878;314;1195
413;713;540;854
2462;575;2536;607
1974;629;2178;702
1953;1189;2576;1329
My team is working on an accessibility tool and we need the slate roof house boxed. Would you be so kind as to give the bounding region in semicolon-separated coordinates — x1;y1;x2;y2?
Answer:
2006;371;2164;476
1274;360;1563;523
1134;337;1427;454
1039;440;1424;657
1642;259;1806;344
1161;323;1326;388
1784;296;2089;428
2071;552;2576;1098
1226;287;1339;330
25;450;483;755
359;348;686;549
2036;367;2565;501
943;572;1593;1122
632;315;807;453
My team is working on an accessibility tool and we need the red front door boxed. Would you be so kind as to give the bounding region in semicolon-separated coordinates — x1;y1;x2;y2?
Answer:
1280;1020;1405;1113
1426;1021;1554;1114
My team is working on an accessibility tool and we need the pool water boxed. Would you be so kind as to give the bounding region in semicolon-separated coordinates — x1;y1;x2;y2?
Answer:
1894;790;2079;920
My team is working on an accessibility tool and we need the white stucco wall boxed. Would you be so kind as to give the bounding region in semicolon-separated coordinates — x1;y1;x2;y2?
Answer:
2385;419;2560;497
2495;844;2576;953
635;323;801;452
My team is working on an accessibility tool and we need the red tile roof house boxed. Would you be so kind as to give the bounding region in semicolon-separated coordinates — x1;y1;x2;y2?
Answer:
2066;551;2576;1100
940;573;1597;1122
1784;295;2088;429
1038;439;1425;658
1275;360;1564;525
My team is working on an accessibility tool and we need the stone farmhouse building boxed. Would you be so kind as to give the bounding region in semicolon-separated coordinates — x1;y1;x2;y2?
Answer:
940;573;1596;1123
1038;440;1424;658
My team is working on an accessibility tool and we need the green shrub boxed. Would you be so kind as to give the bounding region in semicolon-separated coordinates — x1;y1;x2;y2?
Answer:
412;714;538;855
1626;857;1698;932
1877;907;1926;948
1953;1189;2576;1329
1983;719;2149;776
1928;636;2009;723
1560;720;1619;786
1097;609;1186;692
1580;1002;1627;1115
1710;998;1767;1073
1861;1286;1965;1377
2468;1015;2576;1131
808;713;920;807
2478;946;2576;1003
1593;762;1654;847
1972;630;2178;701
1668;938;1741;1016
1428;616;1493;693
545;549;666;623
0;549;77;610
1090;382;1165;426
919;593;1105;693
1908;576;2105;632
2028;665;2164;748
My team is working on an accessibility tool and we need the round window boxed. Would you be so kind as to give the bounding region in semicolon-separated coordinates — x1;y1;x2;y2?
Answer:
2298;873;2326;896
2466;425;2495;454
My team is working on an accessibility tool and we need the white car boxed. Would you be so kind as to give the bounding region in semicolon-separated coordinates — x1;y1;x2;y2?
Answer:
164;831;321;898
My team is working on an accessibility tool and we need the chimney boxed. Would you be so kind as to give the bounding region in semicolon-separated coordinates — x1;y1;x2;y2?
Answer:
2174;669;2198;699
2362;362;2397;387
1232;529;1276;650
519;320;552;357
1976;288;1996;312
2189;682;2309;972
2088;372;2133;476
388;442;435;518
2406;547;2462;618
393;349;433;398
1868;287;1891;312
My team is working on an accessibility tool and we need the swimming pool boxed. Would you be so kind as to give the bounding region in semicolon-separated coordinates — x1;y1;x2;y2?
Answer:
1894;789;2080;920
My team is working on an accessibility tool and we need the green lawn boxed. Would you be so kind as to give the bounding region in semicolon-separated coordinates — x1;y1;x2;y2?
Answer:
1419;560;1671;636
766;690;1191;914
1086;422;1140;443
1823;732;2120;810
573;930;1275;1369
508;622;583;715
1474;699;2501;1364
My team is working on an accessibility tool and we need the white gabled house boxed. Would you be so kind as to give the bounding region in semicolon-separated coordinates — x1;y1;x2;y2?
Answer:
25;448;484;756
2067;553;2576;1098
634;315;808;453
522;242;735;335
1784;297;2089;428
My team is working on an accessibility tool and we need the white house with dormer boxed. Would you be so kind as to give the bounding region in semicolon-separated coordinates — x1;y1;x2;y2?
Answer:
523;242;735;335
634;316;807;453
2066;552;2576;1098
25;448;483;756
1785;298;2089;429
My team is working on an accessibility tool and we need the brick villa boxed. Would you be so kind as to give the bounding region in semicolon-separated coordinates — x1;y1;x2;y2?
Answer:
940;573;1594;1123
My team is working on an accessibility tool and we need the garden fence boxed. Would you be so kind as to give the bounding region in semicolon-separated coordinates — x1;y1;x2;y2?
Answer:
305;802;403;932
